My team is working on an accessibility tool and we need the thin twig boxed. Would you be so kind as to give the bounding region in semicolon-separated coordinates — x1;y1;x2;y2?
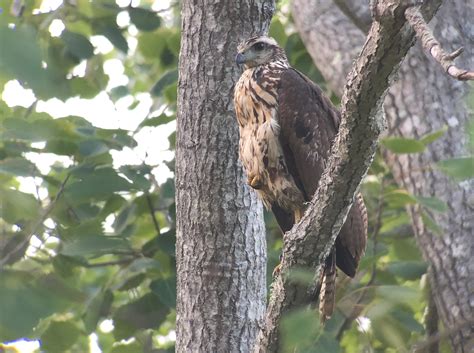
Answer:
146;193;161;236
85;258;135;268
410;318;474;353
0;174;71;268
405;6;474;81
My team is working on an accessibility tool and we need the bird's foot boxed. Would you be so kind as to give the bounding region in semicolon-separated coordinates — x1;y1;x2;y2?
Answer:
272;263;282;278
247;174;263;190
294;209;303;223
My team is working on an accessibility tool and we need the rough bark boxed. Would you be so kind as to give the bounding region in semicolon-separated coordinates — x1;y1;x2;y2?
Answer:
176;1;274;352
254;1;443;351
291;0;474;352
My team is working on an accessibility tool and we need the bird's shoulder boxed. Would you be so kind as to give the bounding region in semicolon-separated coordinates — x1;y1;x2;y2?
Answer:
277;67;340;132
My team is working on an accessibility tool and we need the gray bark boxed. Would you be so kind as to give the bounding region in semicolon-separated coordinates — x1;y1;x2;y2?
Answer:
175;1;275;352
292;1;474;352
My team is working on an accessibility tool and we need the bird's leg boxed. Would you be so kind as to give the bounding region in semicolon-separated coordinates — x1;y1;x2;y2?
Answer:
273;209;304;278
272;254;283;278
294;208;303;223
247;173;263;189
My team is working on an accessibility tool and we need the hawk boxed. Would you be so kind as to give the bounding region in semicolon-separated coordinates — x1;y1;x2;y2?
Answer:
233;36;367;322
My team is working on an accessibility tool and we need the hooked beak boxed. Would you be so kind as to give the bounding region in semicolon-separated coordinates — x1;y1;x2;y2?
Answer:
235;52;246;65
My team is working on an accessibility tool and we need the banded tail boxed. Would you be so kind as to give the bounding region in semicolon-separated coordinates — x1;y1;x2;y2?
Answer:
319;248;337;324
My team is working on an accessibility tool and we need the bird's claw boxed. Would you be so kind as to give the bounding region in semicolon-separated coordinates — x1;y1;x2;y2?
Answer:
247;174;263;189
272;263;282;278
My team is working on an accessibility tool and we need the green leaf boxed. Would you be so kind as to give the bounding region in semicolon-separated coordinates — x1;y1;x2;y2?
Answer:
0;271;78;341
113;203;137;234
151;70;178;96
371;316;408;351
61;30;94;60
110;85;130;100
376;285;420;306
0;158;36;177
113;293;170;340
100;194;127;218
379;213;410;234
139;113;175;128
60;235;131;257
313;333;341;353
392;309;424;333
421;211;443;236
436;157;474;180
40;321;81;353
149;276;176;308
281;308;320;352
117;273;146;291
3;116;77;142
381;137;426;154
119;165;152;190
110;341;143;353
384;189;417;207
142;231;176;257
64;167;134;202
83;290;114;333
415;196;448;212
45;139;79;156
390;238;422;261
0;24;51;94
0;188;40;223
386;261;427;280
420;126;448;145
100;25;128;53
78;139;110;157
129;7;161;31
127;258;162;273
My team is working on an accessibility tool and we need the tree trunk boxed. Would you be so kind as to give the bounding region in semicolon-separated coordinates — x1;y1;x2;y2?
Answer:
175;1;274;352
291;1;474;352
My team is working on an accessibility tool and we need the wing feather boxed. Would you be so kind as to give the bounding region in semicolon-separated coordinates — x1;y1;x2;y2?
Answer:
276;68;367;278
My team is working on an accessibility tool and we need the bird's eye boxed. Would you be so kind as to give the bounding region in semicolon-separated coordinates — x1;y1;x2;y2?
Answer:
254;43;265;51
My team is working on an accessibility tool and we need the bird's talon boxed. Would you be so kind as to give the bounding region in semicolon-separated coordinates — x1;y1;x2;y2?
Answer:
272;263;282;277
248;174;263;189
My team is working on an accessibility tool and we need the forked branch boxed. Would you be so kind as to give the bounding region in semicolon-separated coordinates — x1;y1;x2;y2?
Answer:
405;6;474;81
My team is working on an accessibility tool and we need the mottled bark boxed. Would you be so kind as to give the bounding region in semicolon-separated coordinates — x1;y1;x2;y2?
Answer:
176;1;274;352
292;0;474;352
254;1;443;351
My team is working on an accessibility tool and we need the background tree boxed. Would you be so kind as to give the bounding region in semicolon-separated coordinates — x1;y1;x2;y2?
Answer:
0;0;472;353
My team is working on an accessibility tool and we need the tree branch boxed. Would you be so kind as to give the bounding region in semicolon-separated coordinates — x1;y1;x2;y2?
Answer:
405;6;474;81
333;0;371;33
410;318;474;353
253;1;443;351
145;192;161;236
0;173;71;268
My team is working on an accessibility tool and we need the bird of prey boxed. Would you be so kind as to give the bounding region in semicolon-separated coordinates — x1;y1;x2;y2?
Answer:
233;35;367;322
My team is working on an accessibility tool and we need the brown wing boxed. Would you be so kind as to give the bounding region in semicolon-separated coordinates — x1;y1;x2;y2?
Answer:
276;68;367;278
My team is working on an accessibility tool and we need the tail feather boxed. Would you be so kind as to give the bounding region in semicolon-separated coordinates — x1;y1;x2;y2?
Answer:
319;248;337;324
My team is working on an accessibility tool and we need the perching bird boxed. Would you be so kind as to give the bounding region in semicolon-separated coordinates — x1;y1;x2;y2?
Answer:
233;36;367;322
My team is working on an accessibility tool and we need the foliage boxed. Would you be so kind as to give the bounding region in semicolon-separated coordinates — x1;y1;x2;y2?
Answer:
0;1;469;352
0;0;178;352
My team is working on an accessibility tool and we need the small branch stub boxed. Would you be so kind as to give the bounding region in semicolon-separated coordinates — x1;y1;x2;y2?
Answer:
405;6;474;81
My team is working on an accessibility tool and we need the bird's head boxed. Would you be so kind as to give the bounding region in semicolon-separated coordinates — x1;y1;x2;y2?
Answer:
235;36;287;69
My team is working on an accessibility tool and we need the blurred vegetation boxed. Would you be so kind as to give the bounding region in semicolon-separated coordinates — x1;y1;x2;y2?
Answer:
0;1;471;352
